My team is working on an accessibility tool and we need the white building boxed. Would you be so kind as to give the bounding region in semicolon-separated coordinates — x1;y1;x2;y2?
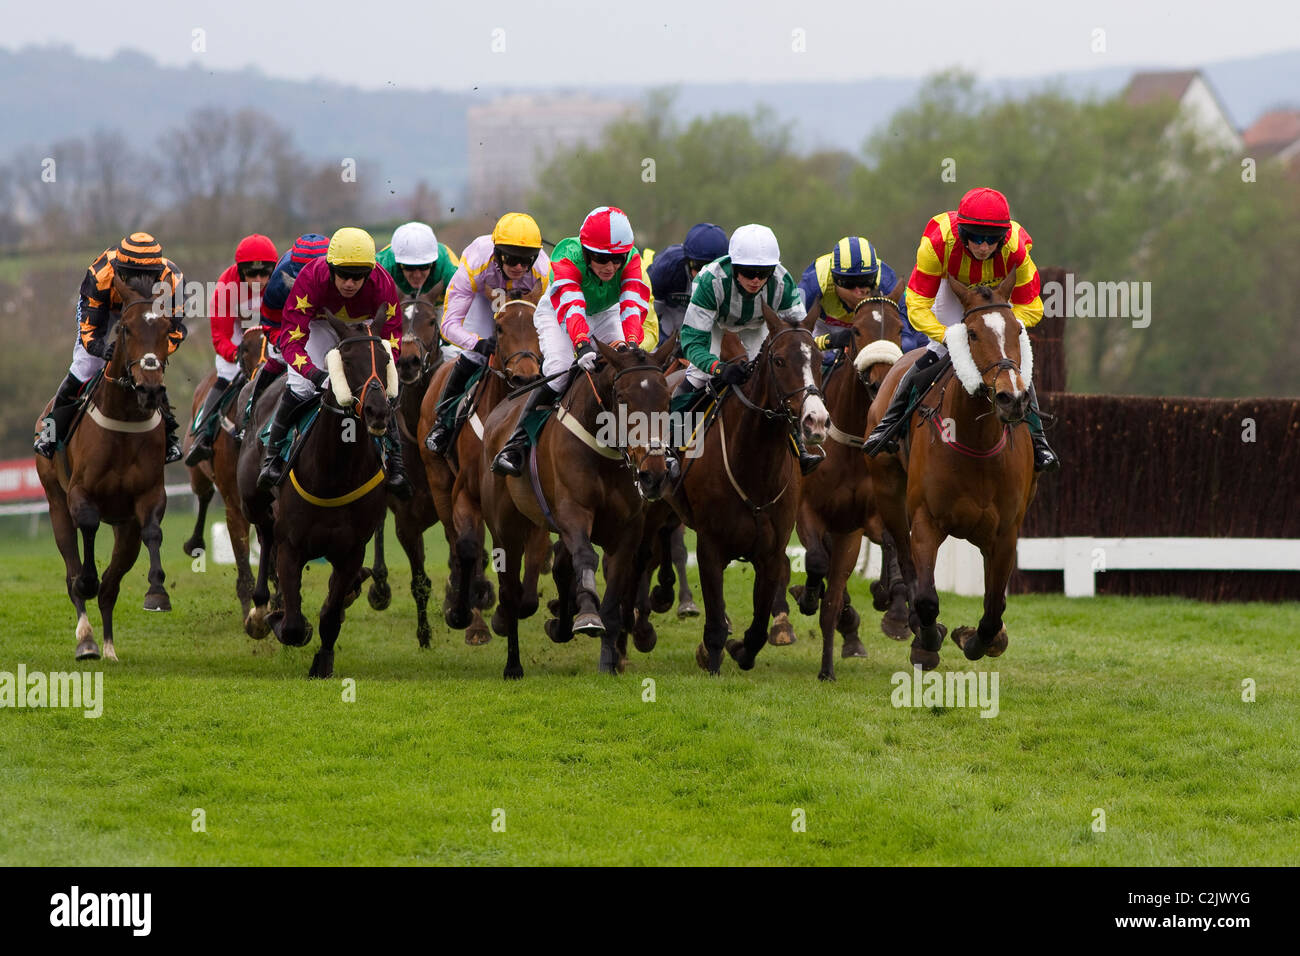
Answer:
1123;70;1243;153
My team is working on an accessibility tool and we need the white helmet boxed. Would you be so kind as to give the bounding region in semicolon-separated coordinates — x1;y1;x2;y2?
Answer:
728;224;780;267
391;222;439;266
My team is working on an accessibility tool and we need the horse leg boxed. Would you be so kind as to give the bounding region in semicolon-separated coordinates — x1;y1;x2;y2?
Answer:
311;552;363;679
245;513;275;640
629;524;658;654
670;525;698;617
909;510;947;671
66;489;100;603
598;535;641;674
98;521;143;663
768;550;796;646
518;528;546;621
393;510;433;648
649;520;676;614
367;511;391;611
273;541;312;649
876;528;911;641
727;549;781;671
447;491;480;633
872;465;919;648
790;507;828;616
182;476;213;558
952;537;1016;662
695;537;728;675
541;541;576;645
817;530;866;678
139;491;170;612
49;490;97;660
556;512;603;638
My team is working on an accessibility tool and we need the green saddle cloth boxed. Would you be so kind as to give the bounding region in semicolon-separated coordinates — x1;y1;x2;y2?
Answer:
437;366;487;430
258;402;321;461
190;379;241;434
522;404;555;446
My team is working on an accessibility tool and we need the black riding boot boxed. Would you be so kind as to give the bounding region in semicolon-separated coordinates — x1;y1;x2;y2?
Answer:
184;377;231;465
1026;383;1060;473
790;432;825;476
157;387;183;464
382;413;414;501
424;354;479;456
256;388;315;491
863;349;948;456
34;372;85;459
491;383;560;477
236;366;279;442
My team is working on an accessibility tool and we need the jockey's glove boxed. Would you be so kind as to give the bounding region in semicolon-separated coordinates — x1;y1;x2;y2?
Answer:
713;360;749;388
309;368;329;390
824;328;855;350
472;337;496;357
576;341;599;371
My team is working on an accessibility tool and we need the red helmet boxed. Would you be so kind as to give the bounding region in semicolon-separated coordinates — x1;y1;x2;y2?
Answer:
235;233;278;265
954;188;1011;241
578;206;635;255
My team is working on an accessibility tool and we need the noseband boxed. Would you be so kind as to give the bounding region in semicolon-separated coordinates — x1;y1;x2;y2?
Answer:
727;325;823;432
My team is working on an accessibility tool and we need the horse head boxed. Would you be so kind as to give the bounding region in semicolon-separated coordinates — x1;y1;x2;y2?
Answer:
944;273;1033;425
398;296;441;386
759;302;830;445
236;326;267;381
109;274;174;412
591;335;678;501
323;309;395;437
848;280;906;402
489;284;544;389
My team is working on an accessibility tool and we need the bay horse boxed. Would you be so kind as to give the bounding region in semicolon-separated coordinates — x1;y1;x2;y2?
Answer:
181;326;266;618
663;304;830;675
363;294;445;646
782;281;912;680
237;312;396;678
866;273;1039;671
420;286;545;648
479;336;677;678
35;277;177;661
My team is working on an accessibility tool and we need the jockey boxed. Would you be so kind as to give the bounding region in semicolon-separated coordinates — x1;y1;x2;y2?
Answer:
35;232;186;462
797;236;926;354
375;221;460;309
646;222;729;346
184;233;278;465
424;212;550;456
678;223;822;476
490;205;650;477
255;227;412;498
863;187;1059;471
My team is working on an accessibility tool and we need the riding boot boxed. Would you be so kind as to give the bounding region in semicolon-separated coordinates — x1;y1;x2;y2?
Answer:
491;383;560;477
236;366;279;442
34;372;85;459
184;376;231;465
382;413;414;501
790;432;825;476
424;354;478;455
863;349;948;456
257;388;314;491
1025;383;1060;473
158;387;184;464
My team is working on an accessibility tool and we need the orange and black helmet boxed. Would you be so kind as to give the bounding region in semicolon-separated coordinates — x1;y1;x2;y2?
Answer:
114;232;166;275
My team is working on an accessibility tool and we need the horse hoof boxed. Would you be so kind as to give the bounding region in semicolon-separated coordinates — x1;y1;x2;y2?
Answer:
767;612;796;646
183;537;204;558
367;580;392;611
818;669;836;682
75;641;101;661
573;613;604;637
676;600;700;619
951;626;988;661
909;644;940;671
694;642;713;673
869;579;890;612
307;652;333;679
632;622;657;653
474;579;496;611
444;605;472;631
102;643;118;662
544;617;573;644
547;598;562;618
491;607;510;637
649;584;674;614
417;623;431;649
465;622;492;646
725;639;754;670
75;575;99;601
343;569;372;609
791;583;819;616
836;604;860;635
880;611;911;641
244;608;269;641
503;663;524;680
143;590;171;612
840;638;868;659
986;627;1009;657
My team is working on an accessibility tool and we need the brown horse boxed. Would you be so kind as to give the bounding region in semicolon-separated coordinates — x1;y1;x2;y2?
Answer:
237;313;395;677
783;282;912;680
662;306;830;675
421;286;545;647
364;295;445;646
480;336;677;678
35;278;177;661
181;327;266;617
866;273;1039;671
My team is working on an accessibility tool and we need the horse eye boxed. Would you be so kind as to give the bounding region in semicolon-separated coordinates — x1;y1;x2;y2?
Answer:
969;331;978;341
774;357;785;368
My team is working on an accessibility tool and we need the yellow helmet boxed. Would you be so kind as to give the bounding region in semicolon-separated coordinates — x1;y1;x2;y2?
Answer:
326;227;377;268
491;213;542;250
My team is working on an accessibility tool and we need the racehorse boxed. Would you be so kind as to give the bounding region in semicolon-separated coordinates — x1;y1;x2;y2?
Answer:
420;286;544;648
479;336;677;679
866;273;1039;670
782;282;912;680
181;327;266;618
35;277;177;661
364;294;445;647
659;304;829;675
237;312;396;678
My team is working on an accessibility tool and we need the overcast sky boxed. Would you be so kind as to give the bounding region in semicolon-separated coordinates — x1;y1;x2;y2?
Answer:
5;0;1298;91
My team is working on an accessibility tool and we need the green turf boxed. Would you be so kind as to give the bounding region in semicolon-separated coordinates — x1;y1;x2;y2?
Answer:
0;509;1296;865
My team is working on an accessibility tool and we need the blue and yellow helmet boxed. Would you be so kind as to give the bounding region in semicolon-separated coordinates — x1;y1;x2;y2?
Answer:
830;236;880;279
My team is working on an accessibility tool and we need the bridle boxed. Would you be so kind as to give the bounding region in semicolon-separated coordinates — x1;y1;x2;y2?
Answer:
401;299;440;377
323;332;389;421
570;353;672;498
725;325;823;433
484;297;543;387
960;302;1028;418
107;303;169;391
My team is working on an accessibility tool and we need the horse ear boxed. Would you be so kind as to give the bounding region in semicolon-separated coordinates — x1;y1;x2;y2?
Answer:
320;309;349;341
995;270;1017;302
592;337;618;365
111;273;142;306
651;332;678;369
887;278;906;305
422;281;446;305
946;274;974;307
800;299;821;332
525;283;545;305
760;299;784;338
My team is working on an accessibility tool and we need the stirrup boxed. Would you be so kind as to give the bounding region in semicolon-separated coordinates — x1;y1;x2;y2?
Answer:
491;436;526;477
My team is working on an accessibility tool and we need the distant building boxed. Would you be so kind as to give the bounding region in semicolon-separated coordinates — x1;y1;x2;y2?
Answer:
1123;70;1243;152
1242;108;1300;169
466;94;639;218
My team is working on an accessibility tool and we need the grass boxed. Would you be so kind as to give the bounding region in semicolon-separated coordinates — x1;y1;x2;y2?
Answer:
0;509;1296;866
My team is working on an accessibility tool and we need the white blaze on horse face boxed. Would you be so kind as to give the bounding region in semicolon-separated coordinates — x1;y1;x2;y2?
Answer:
982;312;1021;398
798;342;830;439
873;309;883;325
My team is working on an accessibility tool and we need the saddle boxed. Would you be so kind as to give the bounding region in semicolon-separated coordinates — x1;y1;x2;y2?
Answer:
258;396;322;466
56;368;106;451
